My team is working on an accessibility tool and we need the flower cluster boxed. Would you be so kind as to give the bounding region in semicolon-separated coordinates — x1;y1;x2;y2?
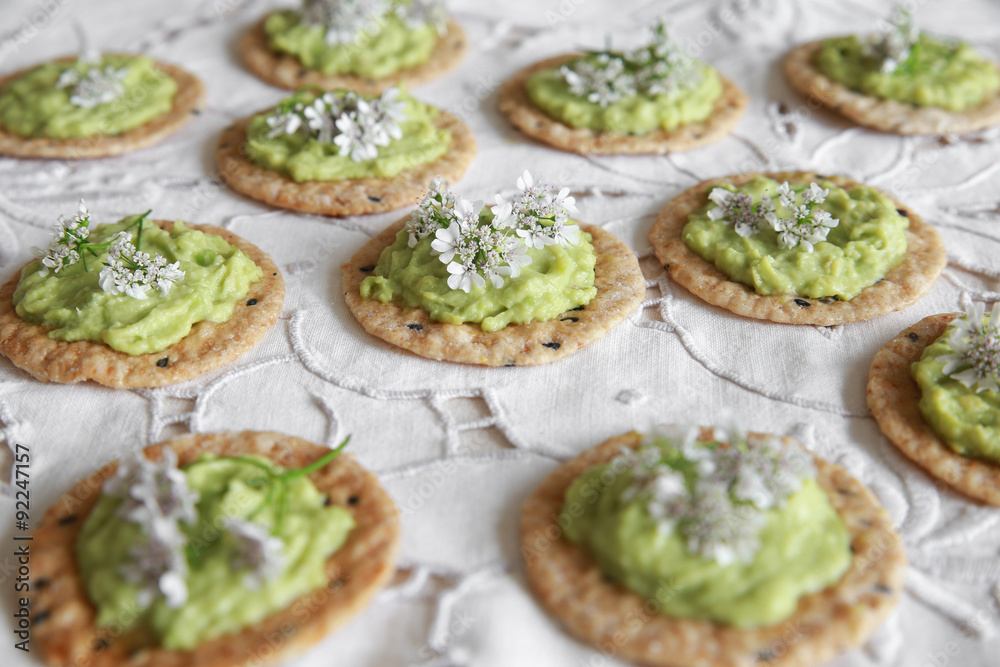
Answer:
938;301;1000;394
55;55;129;109
404;172;580;292
301;0;446;45
98;232;184;299
864;4;919;74
103;448;199;608
264;87;406;162
39;200;91;276
614;424;816;566
560;19;703;108
707;181;840;253
36;201;185;298
224;518;286;590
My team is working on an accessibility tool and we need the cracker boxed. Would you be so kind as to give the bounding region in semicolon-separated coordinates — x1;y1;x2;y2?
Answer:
0;220;284;388
215;108;475;216
497;55;748;155
868;313;1000;505
521;431;906;667
239;15;467;95
342;219;645;366
648;170;946;326
0;56;205;159
30;430;401;667
784;40;1000;135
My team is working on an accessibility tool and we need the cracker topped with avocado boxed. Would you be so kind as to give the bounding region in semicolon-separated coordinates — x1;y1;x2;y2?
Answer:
216;86;475;216
868;305;1000;505
520;426;906;667
0;201;284;388
239;0;467;95
0;52;204;159
497;19;747;155
342;172;645;366
648;170;946;325
30;430;401;667
783;6;1000;135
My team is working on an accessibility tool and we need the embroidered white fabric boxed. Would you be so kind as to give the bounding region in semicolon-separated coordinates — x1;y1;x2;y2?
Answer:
0;0;999;665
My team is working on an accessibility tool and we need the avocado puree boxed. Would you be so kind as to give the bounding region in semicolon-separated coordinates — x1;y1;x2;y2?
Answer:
265;5;438;79
683;177;908;300
13;217;262;355
246;91;450;181
816;34;1000;111
913;326;1000;463
360;223;597;332
525;60;722;134
77;455;354;650
563;446;851;628
0;55;176;139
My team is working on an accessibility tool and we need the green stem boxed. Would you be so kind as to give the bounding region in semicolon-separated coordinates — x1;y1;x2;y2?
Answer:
279;436;350;481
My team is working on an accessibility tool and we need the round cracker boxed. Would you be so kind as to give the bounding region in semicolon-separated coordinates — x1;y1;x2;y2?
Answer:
215;108;475;216
648;170;946;326
521;431;906;667
0;220;284;388
342;219;645;366
868;313;1000;505
784;40;1000;135
0;56;205;159
30;430;401;667
496;54;748;155
239;14;467;95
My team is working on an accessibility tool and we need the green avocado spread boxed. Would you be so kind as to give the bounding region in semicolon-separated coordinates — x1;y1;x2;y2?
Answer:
76;455;354;650
264;4;438;79
525;59;722;134
13;217;262;355
682;177;909;300
360;219;597;332
562;437;851;628
246;90;450;181
0;55;176;139
816;34;1000;111
912;322;1000;463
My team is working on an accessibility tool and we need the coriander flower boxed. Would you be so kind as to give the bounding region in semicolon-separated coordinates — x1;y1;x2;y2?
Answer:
706;187;775;238
938;301;1000;393
56;61;129;109
396;0;447;34
771;181;840;253
119;517;190;608
98;232;184;299
406;177;458;246
302;0;391;45
627;20;703;98
304;98;338;143
38;199;91;276
224;518;286;589
266;106;304;138
561;54;636;108
864;4;919;74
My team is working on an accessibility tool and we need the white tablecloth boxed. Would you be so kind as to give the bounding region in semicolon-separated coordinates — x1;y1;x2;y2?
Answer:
1;0;999;665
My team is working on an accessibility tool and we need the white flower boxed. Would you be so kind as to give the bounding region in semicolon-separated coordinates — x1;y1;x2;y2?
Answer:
446;259;486;292
938;301;1000;393
776;182;795;210
98;231;185;299
395;0;447;33
55;58;129;109
490;194;514;228
224;518;286;589
37;199;92;276
431;220;464;263
801;182;829;205
302;0;391;45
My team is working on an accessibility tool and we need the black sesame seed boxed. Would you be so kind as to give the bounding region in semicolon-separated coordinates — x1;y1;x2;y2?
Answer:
407;323;423;331
331;577;346;589
247;298;258;306
874;583;893;594
35;578;49;590
298;69;307;78
348;495;360;505
93;638;111;652
33;610;51;624
220;142;232;149
58;515;77;526
758;648;777;662
896;208;908;217
272;272;277;276
778;102;789;114
504;361;516;367
794;298;811;308
543;342;561;350
850;544;857;553
190;109;201;115
367;196;382;203
323;495;332;507
360;265;374;272
663;264;670;271
561;317;579;323
908;332;919;342
157;357;169;368
570;305;585;311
